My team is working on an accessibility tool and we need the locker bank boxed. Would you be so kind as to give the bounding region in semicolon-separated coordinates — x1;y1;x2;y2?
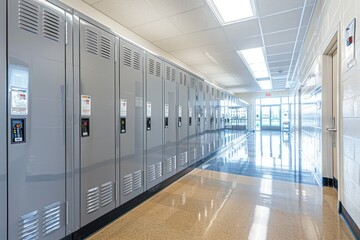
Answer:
0;0;359;239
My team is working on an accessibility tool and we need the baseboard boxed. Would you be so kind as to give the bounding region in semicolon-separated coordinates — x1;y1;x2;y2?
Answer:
334;177;338;191
322;177;334;187
339;201;360;240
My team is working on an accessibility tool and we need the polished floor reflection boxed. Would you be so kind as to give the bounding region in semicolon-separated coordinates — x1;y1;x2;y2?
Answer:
88;168;354;239
201;131;317;185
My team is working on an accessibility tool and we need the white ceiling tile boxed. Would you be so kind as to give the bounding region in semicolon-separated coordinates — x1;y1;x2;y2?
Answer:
168;7;219;34
264;28;298;46
260;8;302;34
147;0;205;18
257;0;313;17
301;5;315;27
154;28;226;52
266;42;295;55
269;60;292;69
92;0;161;28
131;19;182;42
83;0;102;5
193;64;227;74
267;52;294;62
223;18;261;41
231;36;264;50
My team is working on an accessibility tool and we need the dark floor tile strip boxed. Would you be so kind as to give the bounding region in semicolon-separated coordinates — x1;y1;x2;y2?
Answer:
339;201;360;240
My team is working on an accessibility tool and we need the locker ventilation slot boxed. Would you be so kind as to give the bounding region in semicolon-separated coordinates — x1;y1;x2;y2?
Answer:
18;210;39;240
199;83;203;92
86;187;100;214
18;0;39;34
133;170;142;191
172;156;177;171
133;51;141;70
149;58;155;76
43;10;60;42
180;72;183;85
206;85;209;93
123;46;132;67
166;157;172;173
166;66;171;81
155;162;162;179
156;62;161;77
100;36;112;60
123;174;133;196
171;68;176;82
43;202;60;236
85;29;99;55
184;75;187;86
100;182;113;207
191;78;195;89
148;164;156;183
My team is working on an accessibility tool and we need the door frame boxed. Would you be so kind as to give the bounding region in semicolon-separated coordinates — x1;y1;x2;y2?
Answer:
322;29;341;200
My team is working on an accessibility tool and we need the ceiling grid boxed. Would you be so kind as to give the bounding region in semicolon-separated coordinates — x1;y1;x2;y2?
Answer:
83;0;316;93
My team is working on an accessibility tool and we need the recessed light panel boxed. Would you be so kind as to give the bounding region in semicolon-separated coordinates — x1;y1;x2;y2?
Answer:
207;0;255;25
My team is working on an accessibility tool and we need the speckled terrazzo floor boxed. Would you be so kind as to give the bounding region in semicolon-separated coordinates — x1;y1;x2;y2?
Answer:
87;168;354;240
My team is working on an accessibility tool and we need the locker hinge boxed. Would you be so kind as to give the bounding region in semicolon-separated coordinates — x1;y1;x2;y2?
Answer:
65;201;69;225
65;21;69;45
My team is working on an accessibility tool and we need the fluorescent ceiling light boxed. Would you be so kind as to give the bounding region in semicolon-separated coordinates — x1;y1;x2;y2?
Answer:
257;79;273;90
207;0;255;25
237;47;272;90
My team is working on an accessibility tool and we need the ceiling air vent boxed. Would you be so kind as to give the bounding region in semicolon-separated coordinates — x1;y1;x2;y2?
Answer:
18;0;39;34
85;29;98;55
42;10;60;42
100;36;112;60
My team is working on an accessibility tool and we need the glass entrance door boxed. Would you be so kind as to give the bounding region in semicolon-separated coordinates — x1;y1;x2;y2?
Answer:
261;105;281;130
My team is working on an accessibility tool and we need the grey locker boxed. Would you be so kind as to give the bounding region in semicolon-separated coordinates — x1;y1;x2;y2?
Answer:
79;20;116;226
145;54;163;189
0;0;6;238
163;63;177;179
197;81;205;161
8;0;67;239
119;40;144;204
177;71;189;172
188;76;197;165
204;84;211;155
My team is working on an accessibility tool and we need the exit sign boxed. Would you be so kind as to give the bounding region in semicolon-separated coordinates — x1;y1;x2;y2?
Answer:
266;92;271;96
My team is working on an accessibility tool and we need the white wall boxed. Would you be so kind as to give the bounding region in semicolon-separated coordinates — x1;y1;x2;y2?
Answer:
291;0;360;229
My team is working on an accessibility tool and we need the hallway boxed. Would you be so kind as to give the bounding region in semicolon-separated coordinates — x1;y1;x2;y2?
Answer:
201;131;317;185
88;132;354;240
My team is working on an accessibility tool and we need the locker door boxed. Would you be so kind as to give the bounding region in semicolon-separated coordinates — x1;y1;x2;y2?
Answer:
119;40;144;204
8;0;67;239
177;71;189;172
79;20;116;226
205;84;211;155
164;64;177;179
145;54;163;189
197;81;205;161
0;0;6;238
188;76;197;165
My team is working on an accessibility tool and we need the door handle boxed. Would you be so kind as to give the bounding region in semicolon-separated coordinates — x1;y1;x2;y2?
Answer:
326;127;337;132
